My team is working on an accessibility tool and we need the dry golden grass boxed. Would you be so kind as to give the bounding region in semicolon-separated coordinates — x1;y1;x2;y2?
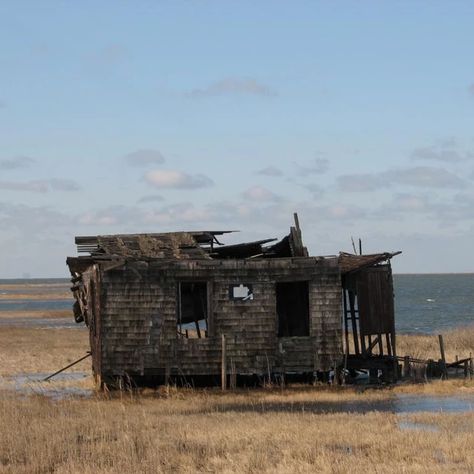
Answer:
0;310;72;320
0;283;69;291
0;283;71;300
0;293;71;300
0;326;89;376
1;315;474;473
397;327;474;362
0;388;474;474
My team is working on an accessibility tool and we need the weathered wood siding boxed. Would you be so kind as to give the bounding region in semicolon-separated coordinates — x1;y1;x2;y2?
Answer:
80;264;102;379
96;257;342;379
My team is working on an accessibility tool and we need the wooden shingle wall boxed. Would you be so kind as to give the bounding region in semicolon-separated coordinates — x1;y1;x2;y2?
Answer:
97;257;342;379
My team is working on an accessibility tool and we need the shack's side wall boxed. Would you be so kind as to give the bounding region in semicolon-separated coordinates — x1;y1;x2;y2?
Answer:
97;257;342;378
77;264;102;380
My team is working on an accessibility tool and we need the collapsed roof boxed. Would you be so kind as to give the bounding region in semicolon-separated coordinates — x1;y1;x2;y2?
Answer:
72;213;308;261
338;251;401;274
68;213;400;272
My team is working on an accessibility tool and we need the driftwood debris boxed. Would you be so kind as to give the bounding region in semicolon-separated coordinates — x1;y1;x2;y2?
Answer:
399;334;473;382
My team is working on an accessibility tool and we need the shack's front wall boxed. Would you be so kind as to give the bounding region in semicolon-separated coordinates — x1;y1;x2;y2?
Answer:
97;257;342;379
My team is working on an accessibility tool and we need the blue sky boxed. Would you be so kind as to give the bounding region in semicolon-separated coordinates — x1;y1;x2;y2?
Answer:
1;1;474;277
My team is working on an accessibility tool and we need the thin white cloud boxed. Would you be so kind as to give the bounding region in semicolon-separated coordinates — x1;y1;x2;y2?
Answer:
0;181;49;193
124;149;165;166
295;158;329;176
338;166;466;192
144;169;213;189
387;167;465;188
411;145;472;163
0;202;72;235
302;183;325;198
257;166;283;177
241;186;281;202
79;207;124;226
0;156;35;170
144;203;215;224
137;194;165;204
78;202;216;227
371;193;436;219
337;173;381;192
186;77;277;98
48;179;81;191
0;179;80;193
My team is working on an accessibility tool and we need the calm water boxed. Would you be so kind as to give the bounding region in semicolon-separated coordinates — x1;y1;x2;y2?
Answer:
1;275;474;334
0;278;69;285
0;300;73;311
0;278;72;312
394;274;474;334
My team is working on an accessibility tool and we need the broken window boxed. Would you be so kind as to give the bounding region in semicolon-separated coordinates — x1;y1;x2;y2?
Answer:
177;282;209;339
229;284;254;301
276;281;310;337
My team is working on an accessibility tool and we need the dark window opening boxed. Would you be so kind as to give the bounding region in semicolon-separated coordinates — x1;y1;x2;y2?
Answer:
229;284;254;301
177;282;208;339
276;281;310;337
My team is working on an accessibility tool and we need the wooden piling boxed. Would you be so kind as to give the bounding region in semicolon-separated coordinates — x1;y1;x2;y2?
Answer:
221;334;227;391
438;334;448;379
470;352;473;380
403;355;411;378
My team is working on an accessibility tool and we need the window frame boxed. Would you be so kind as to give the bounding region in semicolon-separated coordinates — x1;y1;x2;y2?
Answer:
177;280;212;339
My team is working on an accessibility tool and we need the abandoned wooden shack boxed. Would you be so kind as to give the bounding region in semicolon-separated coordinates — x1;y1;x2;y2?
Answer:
66;215;400;387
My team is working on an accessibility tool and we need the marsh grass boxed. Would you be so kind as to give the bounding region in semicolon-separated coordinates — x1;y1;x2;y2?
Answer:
1;318;474;472
397;327;474;362
0;310;72;320
0;293;71;300
1;389;474;473
0;327;89;376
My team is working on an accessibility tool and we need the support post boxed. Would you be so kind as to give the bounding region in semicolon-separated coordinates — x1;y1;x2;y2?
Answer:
438;334;448;379
403;355;411;378
348;291;360;355
343;289;350;355
470;352;473;380
221;334;227;391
